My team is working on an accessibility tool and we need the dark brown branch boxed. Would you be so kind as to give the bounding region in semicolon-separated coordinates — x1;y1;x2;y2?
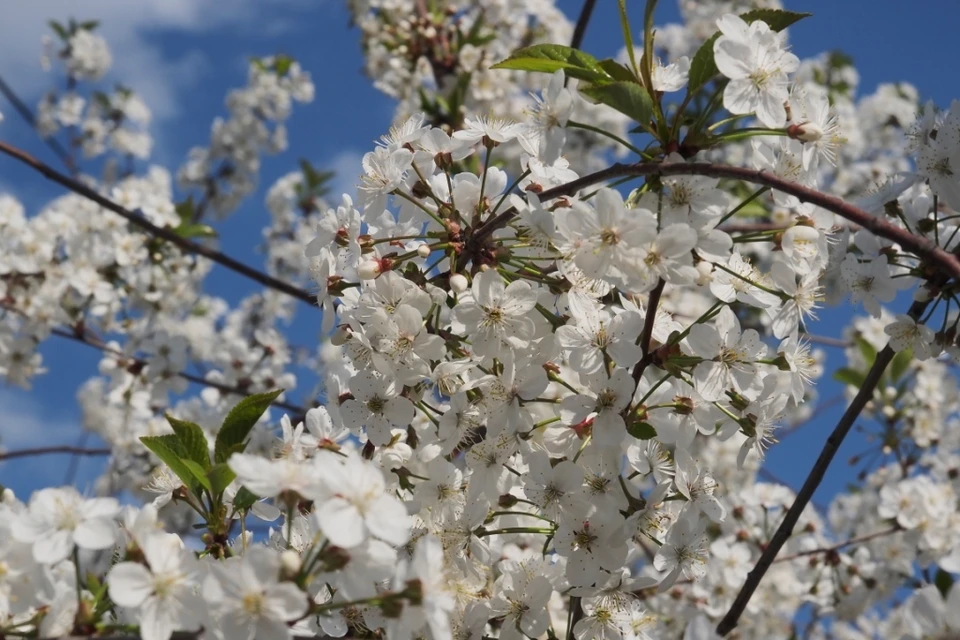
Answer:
472;161;960;281
0;140;318;307
631;278;665;382
0;446;111;461
715;295;932;636
0;75;76;174
570;0;599;50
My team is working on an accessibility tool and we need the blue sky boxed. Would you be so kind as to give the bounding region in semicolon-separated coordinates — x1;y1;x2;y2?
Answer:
0;1;957;507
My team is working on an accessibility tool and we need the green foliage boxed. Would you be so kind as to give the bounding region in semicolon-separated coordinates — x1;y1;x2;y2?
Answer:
491;45;611;84
833;367;866;388
140;434;200;493
165;415;211;471
214;389;284;464
627;421;657;440
580;82;655;130
686;9;812;95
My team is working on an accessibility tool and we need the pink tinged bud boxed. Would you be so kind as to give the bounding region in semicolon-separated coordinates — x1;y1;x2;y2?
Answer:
358;260;381;280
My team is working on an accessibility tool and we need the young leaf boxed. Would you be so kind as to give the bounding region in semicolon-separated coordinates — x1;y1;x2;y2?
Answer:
627;421;657;440
174;222;218;240
181;459;212;492
888;348;914;383
207;463;237;496
165;415;211;470
935;567;955;598
597;59;639;83
579;81;655;127
833;367;866;388
140;435;198;492
214;389;284;464
686;9;812;94
48;20;69;40
492;45;610;84
232;486;261;512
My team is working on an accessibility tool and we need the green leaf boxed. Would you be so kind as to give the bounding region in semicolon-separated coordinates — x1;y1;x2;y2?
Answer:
627;421;657;440
140;435;197;492
165;415;211;470
854;335;878;366
48;20;69;40
232;487;261;512
597;59;638;83
686;9;812;94
935;567;954;598
175;197;195;224
491;45;610;84
214;390;284;464
80;20;100;31
274;55;294;76
579;81;655;126
181;459;212;492
833;367;865;388
888;348;914;383
174;222;218;240
207;463;237;496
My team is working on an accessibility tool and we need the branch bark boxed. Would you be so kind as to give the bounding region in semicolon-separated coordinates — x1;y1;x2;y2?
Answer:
0;74;76;174
473;161;960;281
570;0;599;50
0;140;319;307
715;295;932;636
0;446;111;461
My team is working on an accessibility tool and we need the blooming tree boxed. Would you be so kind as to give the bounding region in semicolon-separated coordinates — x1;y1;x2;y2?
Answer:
2;2;960;639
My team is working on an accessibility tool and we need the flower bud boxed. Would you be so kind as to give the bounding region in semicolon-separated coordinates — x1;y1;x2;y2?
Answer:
330;325;351;346
280;549;302;576
449;273;469;293
417;244;431;258
358;260;381;280
787;122;824;143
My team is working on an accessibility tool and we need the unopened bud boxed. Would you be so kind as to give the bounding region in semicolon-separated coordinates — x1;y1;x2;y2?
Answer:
417;244;431;258
330;325;351;346
358;260;382;280
788;122;824;143
449;273;469;293
280;550;302;576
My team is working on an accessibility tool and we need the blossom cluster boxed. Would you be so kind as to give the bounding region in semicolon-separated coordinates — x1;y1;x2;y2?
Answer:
2;0;960;639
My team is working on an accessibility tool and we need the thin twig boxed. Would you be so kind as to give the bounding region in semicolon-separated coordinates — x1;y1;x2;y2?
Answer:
631;278;665;382
470;162;960;282
715;295;932;636
0;140;318;307
570;0;599;50
46;324;308;415
0;74;76;174
0;446;111;461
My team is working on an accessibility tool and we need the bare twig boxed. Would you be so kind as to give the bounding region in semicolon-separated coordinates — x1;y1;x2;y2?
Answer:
0;446;111;461
715;296;932;636
570;0;599;50
0;140;318;307
46;324;308;415
631;278;665;382
0;74;76;174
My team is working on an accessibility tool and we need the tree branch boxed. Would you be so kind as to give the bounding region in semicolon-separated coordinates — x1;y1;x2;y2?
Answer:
631;278;665;382
47;324;309;415
0;140;319;307
471;161;960;281
715;295;932;636
0;74;76;174
570;0;599;50
0;446;111;461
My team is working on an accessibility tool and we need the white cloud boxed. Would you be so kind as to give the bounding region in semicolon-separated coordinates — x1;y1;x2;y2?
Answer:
325;149;363;202
0;387;80;449
0;0;313;120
